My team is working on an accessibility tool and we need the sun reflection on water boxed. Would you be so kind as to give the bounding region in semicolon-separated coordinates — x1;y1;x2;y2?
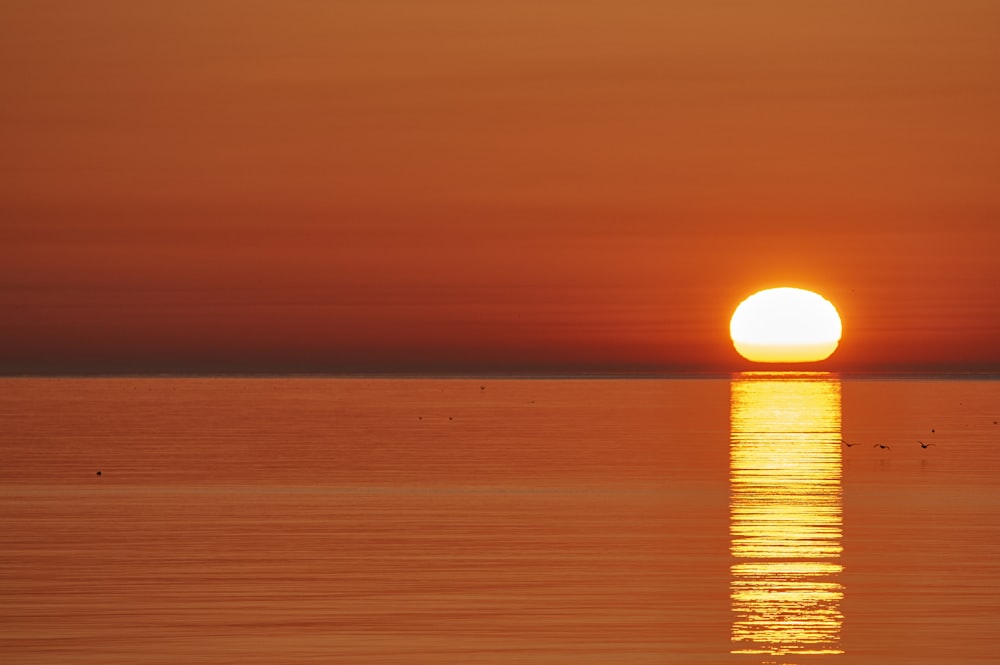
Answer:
730;372;844;658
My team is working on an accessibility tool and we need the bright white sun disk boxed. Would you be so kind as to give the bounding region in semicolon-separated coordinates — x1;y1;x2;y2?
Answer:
730;288;842;363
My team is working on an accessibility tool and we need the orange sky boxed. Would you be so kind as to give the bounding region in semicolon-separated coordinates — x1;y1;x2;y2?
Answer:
2;1;999;373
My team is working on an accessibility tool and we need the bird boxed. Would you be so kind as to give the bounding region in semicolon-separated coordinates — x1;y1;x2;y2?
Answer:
873;444;892;451
918;441;935;448
841;439;858;448
96;470;102;476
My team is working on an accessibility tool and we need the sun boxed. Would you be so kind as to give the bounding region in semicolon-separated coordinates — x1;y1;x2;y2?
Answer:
730;287;842;363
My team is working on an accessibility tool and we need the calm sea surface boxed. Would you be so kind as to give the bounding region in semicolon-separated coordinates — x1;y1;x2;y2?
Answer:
2;376;999;664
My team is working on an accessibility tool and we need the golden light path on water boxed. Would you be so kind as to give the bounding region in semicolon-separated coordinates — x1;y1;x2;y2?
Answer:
730;372;844;659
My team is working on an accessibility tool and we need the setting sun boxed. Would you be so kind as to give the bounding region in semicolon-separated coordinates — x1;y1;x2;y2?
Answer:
730;288;842;363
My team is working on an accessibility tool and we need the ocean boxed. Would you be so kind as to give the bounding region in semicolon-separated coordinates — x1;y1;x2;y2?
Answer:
2;375;998;664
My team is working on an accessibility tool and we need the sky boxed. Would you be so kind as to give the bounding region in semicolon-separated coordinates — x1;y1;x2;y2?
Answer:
2;1;999;374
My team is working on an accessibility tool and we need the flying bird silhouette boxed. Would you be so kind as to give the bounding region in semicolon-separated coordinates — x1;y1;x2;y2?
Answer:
841;439;858;448
918;441;935;448
873;444;892;451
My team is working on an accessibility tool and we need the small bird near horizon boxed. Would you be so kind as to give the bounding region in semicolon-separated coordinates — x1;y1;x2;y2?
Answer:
841;439;858;447
918;441;935;448
874;444;892;451
96;470;102;476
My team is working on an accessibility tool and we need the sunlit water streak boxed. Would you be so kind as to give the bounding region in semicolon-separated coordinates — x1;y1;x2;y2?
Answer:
730;372;844;658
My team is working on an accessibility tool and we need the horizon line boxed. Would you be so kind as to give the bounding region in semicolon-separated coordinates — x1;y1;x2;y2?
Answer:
4;368;1000;381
